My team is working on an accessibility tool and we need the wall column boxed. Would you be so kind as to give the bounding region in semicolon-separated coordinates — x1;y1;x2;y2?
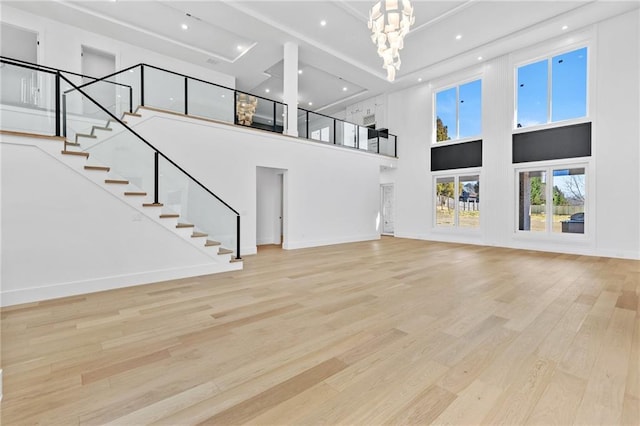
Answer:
283;42;299;137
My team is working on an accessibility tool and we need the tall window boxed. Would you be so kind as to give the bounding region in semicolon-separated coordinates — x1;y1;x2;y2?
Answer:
435;173;480;228
518;166;586;234
435;79;482;142
516;47;587;128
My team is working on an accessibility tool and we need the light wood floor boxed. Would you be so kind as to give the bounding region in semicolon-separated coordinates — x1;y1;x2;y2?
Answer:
1;237;639;425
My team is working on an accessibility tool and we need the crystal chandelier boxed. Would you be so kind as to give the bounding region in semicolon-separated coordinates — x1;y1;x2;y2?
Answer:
368;0;415;82
236;93;258;126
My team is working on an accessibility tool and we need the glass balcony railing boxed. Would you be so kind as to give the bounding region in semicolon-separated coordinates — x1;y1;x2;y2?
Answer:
298;108;397;157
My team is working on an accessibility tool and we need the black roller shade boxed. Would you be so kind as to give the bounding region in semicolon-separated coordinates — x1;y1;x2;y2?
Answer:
431;139;482;171
513;122;591;163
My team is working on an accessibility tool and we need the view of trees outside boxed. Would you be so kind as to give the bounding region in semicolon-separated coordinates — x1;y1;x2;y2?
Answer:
517;47;587;128
519;168;585;233
435;79;481;142
434;117;480;228
435;175;480;228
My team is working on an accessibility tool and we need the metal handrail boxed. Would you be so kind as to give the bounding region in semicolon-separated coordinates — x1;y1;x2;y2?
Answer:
57;72;242;258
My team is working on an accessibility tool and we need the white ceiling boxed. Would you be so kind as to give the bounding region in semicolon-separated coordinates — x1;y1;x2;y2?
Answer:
5;0;639;115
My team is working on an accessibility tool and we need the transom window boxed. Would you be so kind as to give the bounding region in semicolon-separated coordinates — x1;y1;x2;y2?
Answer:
435;79;482;143
516;47;588;129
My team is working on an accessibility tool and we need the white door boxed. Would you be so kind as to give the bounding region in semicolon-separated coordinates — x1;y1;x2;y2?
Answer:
81;46;116;117
381;184;394;235
1;23;39;107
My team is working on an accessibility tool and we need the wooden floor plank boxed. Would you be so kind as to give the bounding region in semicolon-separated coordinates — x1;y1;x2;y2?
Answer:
1;237;638;425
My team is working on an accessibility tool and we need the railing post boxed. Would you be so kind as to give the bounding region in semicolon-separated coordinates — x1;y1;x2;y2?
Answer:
129;86;133;113
233;91;237;125
272;102;276;133
140;65;145;107
55;72;61;137
333;119;336;145
236;215;242;260
306;111;309;139
377;134;380;154
62;93;67;138
356;126;360;150
154;151;159;204
394;135;397;157
184;76;188;115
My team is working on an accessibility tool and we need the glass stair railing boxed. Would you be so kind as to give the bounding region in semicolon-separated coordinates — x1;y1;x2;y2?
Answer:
0;57;241;260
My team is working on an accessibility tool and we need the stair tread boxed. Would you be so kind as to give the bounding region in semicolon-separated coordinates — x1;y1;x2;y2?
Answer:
76;133;97;139
93;126;112;131
84;165;110;171
176;223;195;228
123;112;142;118
205;239;221;246
192;232;208;238
160;214;180;219
61;150;89;158
218;248;233;255
230;258;243;263
124;191;147;196
65;141;81;147
143;203;163;207
105;179;129;184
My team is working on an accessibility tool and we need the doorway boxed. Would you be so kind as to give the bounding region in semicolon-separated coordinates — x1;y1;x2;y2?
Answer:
256;167;287;248
381;183;395;235
81;45;116;117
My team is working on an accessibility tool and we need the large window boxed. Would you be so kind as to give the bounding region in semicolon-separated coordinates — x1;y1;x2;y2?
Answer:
435;79;482;142
516;47;587;128
518;166;586;234
435;173;480;228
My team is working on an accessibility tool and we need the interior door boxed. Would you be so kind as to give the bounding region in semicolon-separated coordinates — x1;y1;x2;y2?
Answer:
381;184;394;235
1;23;39;107
81;46;116;117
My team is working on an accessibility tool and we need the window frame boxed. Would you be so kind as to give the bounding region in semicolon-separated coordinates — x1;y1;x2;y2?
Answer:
433;168;482;231
514;160;590;238
432;76;483;146
513;43;591;133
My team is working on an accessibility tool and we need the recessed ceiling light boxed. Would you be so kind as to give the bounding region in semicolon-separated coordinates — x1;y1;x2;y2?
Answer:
342;87;348;91
455;34;462;40
181;23;188;30
308;102;313;106
562;25;569;30
237;45;243;51
320;20;327;27
418;78;422;82
221;94;225;98
477;56;483;61
265;88;270;93
298;69;303;74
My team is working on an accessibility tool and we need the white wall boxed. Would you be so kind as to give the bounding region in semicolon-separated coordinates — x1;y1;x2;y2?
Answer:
386;10;640;259
0;139;231;306
0;5;235;88
130;111;394;255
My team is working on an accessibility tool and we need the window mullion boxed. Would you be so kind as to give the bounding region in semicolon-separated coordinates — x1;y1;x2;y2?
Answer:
547;58;552;124
456;86;460;139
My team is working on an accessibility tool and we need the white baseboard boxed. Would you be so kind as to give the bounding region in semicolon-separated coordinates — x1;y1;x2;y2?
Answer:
283;234;380;250
0;262;242;307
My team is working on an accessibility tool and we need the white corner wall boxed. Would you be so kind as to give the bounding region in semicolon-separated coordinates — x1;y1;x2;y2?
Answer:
0;5;235;88
387;10;640;259
130;111;392;255
0;140;228;306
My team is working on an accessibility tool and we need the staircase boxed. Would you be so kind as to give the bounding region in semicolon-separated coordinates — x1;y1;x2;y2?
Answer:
55;110;241;265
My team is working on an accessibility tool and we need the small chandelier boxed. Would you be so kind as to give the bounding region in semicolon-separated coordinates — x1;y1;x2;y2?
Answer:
368;0;415;82
236;93;258;126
